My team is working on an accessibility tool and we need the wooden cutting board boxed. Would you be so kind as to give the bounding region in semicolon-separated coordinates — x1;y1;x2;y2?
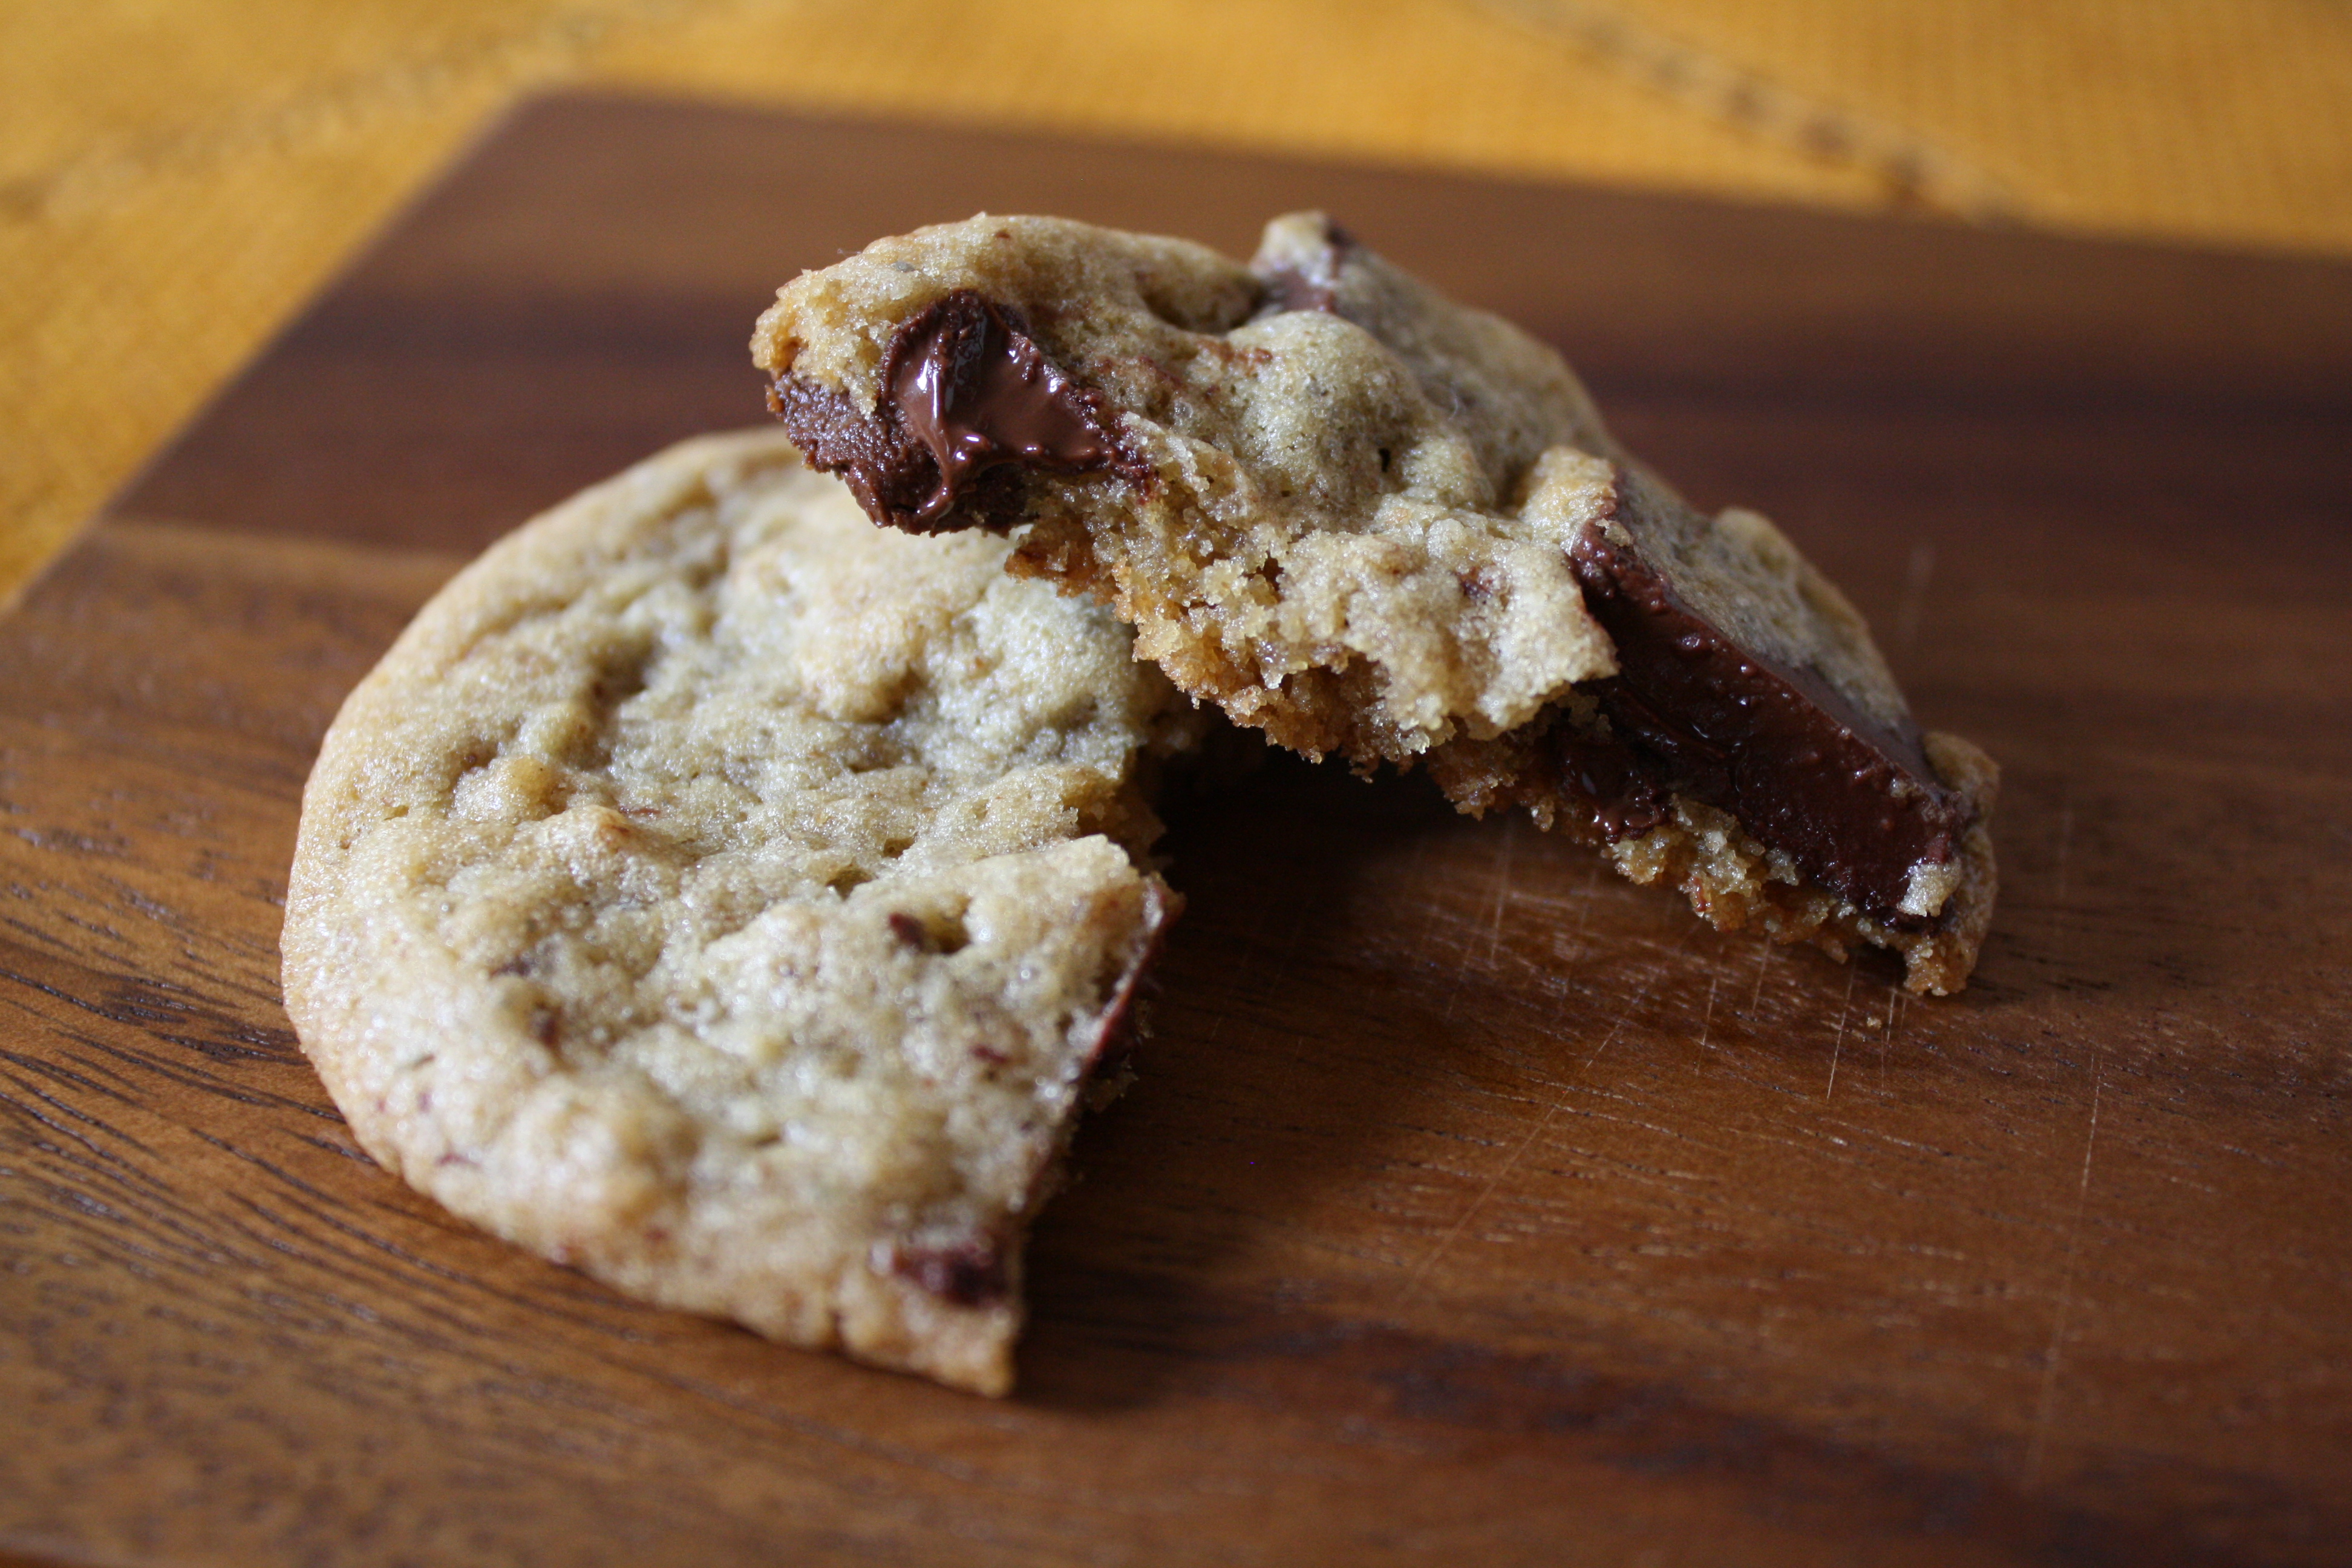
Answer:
6;94;2350;1568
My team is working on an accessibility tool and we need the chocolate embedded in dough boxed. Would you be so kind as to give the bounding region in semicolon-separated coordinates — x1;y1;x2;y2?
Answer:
1254;215;1357;316
1257;214;1971;924
1557;517;1966;926
886;1237;1010;1307
768;290;1143;534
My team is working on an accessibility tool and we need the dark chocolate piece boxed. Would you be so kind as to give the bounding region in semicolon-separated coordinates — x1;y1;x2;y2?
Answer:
1558;518;1966;924
766;374;978;532
768;290;1138;534
1259;267;1339;316
889;291;1120;521
1077;881;1176;1085
888;1238;1008;1307
1253;215;1357;318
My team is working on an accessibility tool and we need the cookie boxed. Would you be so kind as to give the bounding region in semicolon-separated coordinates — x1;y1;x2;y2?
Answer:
753;214;1996;994
282;431;1199;1394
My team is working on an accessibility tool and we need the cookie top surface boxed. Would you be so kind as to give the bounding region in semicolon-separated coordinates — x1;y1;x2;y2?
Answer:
281;431;1193;1393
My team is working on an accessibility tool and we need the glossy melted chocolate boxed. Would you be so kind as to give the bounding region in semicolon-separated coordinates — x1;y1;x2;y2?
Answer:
1560;520;1965;924
768;290;1135;534
888;291;1119;522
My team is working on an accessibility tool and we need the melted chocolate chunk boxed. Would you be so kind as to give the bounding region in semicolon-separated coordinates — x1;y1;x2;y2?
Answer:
768;290;1138;534
889;1238;1008;1307
889;292;1120;520
1560;521;1967;924
766;374;965;531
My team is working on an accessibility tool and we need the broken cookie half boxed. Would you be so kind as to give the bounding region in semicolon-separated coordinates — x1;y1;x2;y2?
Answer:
753;214;1996;994
283;431;1200;1393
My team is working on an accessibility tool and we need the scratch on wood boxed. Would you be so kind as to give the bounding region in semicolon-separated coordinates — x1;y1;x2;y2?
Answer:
1571;858;1601;938
2025;1051;2103;1486
1486;817;1516;969
1826;964;1857;1102
1878;979;1900;1089
1748;932;1772;1013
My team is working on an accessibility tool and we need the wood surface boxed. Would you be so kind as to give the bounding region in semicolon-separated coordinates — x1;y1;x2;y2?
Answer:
6;93;2352;1567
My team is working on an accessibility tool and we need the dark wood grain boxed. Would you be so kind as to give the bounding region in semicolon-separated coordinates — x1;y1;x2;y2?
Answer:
8;93;2351;1567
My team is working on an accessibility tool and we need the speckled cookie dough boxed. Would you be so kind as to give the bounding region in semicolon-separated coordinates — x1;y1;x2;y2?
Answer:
753;214;1996;993
283;430;1201;1394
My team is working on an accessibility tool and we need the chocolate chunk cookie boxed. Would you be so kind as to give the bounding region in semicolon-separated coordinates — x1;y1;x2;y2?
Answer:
283;431;1200;1393
753;215;1996;993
